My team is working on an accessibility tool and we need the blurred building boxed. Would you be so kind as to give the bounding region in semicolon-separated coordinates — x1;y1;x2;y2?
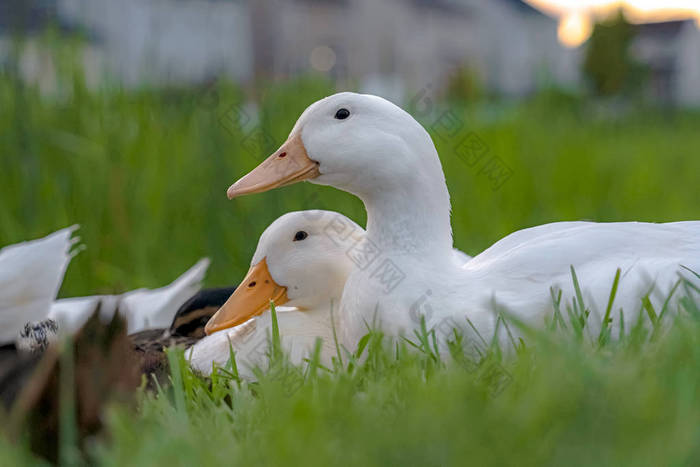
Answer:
1;0;579;101
1;0;699;106
249;0;581;99
631;19;700;106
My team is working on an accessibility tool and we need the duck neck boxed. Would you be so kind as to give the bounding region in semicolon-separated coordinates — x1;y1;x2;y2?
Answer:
361;172;453;258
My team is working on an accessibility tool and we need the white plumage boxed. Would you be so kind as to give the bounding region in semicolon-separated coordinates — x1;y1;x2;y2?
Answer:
226;92;700;351
187;306;335;378
0;226;210;340
0;226;78;345
49;258;210;334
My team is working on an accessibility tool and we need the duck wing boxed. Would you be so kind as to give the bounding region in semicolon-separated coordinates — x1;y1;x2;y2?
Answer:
463;221;700;333
49;259;211;335
120;258;210;333
0;227;78;345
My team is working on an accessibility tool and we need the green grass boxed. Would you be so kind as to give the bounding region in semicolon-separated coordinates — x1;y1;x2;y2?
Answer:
6;291;700;466
2;46;700;465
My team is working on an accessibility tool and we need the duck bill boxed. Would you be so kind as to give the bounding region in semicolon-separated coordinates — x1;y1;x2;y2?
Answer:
204;258;288;335
227;133;320;199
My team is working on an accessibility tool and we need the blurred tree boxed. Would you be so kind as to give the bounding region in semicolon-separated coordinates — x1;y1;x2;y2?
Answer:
445;65;484;103
583;10;646;96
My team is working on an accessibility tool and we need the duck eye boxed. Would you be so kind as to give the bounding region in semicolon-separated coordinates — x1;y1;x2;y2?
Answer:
334;108;350;120
293;231;308;242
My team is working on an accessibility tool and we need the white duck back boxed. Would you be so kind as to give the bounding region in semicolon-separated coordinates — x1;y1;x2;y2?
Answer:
464;221;699;340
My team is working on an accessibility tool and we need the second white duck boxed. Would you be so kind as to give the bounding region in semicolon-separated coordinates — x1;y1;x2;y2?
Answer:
188;210;357;377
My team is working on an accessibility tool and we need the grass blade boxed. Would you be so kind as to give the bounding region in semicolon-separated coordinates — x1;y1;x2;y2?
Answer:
658;279;682;323
569;265;590;331
598;268;621;346
549;287;567;331
269;300;282;361
59;337;79;466
329;299;344;367
166;349;189;422
641;295;658;324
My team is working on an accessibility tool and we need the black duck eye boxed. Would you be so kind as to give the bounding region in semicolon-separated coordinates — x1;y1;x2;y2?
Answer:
293;231;308;242
334;108;350;120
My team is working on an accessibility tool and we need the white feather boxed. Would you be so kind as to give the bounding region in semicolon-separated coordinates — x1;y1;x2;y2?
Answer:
48;258;210;334
0;226;78;344
187;307;334;379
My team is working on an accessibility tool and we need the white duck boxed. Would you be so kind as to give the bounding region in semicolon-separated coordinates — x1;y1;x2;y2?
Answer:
187;210;356;377
225;92;700;349
0;226;78;346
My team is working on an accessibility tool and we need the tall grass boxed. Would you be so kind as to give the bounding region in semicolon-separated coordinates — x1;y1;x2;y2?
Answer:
73;291;700;465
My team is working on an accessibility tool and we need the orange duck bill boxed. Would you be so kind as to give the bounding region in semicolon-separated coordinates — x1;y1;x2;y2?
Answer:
227;133;320;199
204;258;288;335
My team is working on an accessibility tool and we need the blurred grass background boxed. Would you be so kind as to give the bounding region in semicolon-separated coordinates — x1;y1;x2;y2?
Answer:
2;66;699;296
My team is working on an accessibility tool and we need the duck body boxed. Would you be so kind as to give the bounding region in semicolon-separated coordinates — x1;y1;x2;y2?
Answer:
188;306;335;378
340;220;700;347
225;92;700;350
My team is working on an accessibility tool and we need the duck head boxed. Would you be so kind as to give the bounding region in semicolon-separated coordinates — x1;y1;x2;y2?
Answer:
204;210;360;335
227;92;446;201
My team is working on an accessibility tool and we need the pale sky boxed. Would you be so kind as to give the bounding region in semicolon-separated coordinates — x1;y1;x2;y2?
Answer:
525;0;700;46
